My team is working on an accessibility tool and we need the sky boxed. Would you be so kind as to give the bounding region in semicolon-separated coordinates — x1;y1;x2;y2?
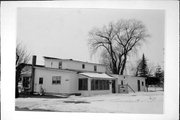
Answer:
17;8;164;69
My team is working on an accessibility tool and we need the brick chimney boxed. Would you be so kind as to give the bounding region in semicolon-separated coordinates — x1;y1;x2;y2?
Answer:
32;55;36;67
31;55;36;94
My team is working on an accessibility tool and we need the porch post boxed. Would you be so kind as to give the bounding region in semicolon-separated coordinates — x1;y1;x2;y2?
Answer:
88;78;91;91
109;80;112;93
87;78;91;96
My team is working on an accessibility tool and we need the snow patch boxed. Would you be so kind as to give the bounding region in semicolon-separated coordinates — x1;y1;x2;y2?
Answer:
15;91;163;114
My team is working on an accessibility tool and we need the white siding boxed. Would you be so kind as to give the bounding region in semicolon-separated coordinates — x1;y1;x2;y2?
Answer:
44;59;60;68
63;61;106;72
111;75;146;93
34;68;78;94
44;58;106;72
126;76;146;92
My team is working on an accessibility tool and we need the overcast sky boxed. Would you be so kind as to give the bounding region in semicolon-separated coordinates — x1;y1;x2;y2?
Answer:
17;8;164;68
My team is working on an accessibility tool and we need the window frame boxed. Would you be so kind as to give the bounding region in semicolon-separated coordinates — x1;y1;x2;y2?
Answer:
82;64;85;69
78;78;88;90
59;61;62;69
39;77;43;84
51;62;53;67
94;65;97;72
142;81;144;86
91;79;109;90
23;77;30;88
52;76;61;85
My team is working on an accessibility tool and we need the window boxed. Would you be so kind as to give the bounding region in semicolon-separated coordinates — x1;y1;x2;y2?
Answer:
142;81;144;86
95;80;98;90
91;79;109;90
82;64;85;69
23;77;30;88
121;80;123;85
94;65;97;72
52;76;61;84
91;80;95;90
59;61;62;69
39;77;43;84
79;78;88;90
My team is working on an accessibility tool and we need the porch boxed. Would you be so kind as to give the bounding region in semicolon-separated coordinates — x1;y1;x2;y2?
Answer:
78;72;116;96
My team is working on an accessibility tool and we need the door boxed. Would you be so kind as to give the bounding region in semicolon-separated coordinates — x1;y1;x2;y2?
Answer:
137;80;140;91
112;80;116;93
22;77;31;89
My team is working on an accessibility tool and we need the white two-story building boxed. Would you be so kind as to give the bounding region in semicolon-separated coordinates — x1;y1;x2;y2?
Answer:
20;55;146;96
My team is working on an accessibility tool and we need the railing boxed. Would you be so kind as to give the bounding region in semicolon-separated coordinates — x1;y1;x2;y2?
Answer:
118;84;128;93
127;84;135;93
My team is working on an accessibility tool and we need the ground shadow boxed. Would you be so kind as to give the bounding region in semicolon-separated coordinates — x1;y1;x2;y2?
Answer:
15;106;55;112
63;101;90;104
18;93;69;99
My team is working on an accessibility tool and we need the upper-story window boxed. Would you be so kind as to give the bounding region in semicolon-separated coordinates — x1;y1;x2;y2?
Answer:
59;61;62;69
51;62;53;67
82;64;85;69
94;65;97;72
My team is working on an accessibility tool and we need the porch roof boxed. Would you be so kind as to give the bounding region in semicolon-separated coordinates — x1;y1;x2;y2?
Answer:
21;71;31;76
79;72;115;80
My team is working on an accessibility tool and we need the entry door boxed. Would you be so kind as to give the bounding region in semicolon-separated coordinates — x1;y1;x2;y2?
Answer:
23;77;31;89
137;80;140;91
112;80;116;93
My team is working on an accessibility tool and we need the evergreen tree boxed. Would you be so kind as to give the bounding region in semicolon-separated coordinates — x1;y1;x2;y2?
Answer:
138;54;148;77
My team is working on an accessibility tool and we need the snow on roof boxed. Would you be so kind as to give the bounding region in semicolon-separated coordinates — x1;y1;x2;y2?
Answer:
79;72;115;79
21;70;31;75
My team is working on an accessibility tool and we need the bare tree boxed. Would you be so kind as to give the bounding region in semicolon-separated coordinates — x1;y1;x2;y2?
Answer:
16;43;30;66
129;59;142;76
88;19;149;75
16;43;30;98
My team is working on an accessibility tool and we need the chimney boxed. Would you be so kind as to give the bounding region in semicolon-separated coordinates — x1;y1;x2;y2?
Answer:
32;55;36;66
31;55;36;94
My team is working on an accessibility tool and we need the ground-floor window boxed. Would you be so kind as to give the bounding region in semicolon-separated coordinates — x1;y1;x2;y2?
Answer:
91;79;109;90
52;76;61;84
39;77;43;84
23;77;30;88
142;81;144;86
79;78;88;90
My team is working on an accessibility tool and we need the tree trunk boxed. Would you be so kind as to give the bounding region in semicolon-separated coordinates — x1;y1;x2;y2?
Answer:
146;77;149;92
120;55;127;75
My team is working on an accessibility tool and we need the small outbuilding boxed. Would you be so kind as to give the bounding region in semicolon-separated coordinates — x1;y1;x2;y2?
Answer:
111;74;147;93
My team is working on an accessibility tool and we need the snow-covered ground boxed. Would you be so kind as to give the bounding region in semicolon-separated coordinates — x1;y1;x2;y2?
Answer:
15;91;163;114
